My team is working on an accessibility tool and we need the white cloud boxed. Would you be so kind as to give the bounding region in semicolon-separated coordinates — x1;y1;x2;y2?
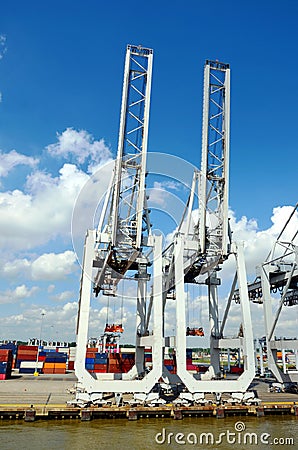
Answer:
0;159;114;252
31;251;77;280
0;149;39;177
47;284;55;293
0;35;7;60
148;181;180;207
46;128;112;170
1;257;31;279
0;129;114;252
50;290;75;302
1;251;78;281
0;284;39;305
225;205;298;278
0;164;89;250
0;301;78;341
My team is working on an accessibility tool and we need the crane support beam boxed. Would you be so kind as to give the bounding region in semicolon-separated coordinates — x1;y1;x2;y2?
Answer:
175;238;255;392
75;235;164;395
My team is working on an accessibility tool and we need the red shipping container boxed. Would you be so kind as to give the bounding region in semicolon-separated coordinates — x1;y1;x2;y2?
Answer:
164;359;173;365
68;361;75;370
54;369;66;374
17;349;37;354
94;364;107;370
186;364;198;371
109;367;121;373
17;355;37;361
94;367;107;373
18;345;38;351
43;368;55;374
86;348;97;353
230;366;244;374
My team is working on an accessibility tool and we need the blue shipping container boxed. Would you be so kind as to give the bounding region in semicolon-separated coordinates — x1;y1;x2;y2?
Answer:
96;359;107;365
85;358;95;364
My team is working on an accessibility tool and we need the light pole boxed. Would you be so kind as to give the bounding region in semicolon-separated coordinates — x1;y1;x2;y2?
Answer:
34;312;45;377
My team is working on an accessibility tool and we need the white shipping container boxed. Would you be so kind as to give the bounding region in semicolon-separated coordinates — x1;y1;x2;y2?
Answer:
57;348;69;356
20;361;43;369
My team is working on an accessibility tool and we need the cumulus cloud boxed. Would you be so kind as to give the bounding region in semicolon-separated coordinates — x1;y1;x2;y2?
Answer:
148;181;181;207
0;301;78;341
31;251;78;280
226;205;298;278
46;128;112;171
1;251;78;281
0;160;114;252
50;290;75;302
0;284;39;305
0;149;39;177
0;164;89;250
1;257;31;279
0;129;114;252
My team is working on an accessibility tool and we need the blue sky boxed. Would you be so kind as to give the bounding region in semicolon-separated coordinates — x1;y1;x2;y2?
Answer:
0;1;297;342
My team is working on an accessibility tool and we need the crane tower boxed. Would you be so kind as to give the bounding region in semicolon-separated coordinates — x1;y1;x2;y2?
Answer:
162;61;255;394
75;45;166;401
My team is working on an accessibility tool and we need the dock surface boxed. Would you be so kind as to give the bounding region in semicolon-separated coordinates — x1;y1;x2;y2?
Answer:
0;373;297;420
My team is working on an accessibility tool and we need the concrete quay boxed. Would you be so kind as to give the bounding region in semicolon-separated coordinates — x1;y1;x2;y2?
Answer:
0;373;297;421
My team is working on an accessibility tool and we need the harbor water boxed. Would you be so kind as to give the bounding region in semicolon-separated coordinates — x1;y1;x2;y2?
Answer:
0;415;297;450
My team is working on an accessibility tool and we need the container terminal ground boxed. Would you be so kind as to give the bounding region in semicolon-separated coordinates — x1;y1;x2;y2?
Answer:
0;372;297;421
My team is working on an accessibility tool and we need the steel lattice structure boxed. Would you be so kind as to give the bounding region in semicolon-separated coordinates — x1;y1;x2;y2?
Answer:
93;45;153;297
199;60;230;261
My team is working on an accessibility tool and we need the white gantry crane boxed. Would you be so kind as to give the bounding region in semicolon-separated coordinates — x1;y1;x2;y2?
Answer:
75;45;164;402
74;48;255;405
244;203;298;383
162;60;255;393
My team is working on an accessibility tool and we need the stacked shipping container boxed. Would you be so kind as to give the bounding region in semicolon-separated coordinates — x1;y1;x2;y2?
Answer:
42;351;67;374
0;349;13;379
186;348;198;372
84;349;135;374
17;345;40;374
120;352;135;373
68;347;76;370
85;348;108;373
